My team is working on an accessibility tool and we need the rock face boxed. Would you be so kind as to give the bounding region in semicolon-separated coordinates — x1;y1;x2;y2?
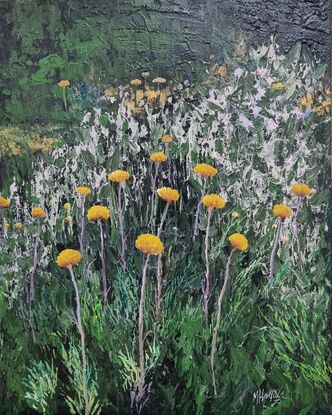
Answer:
230;0;330;62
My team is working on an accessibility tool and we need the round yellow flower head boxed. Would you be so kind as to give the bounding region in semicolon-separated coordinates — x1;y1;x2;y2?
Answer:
108;170;130;183
15;222;23;230
157;187;180;203
194;163;218;178
135;234;164;255
161;134;173;143
31;207;46;219
228;233;249;251
65;216;72;223
130;79;142;86
150;151;167;163
87;205;110;221
64;203;71;210
202;194;225;210
0;196;10;208
76;186;92;196
56;249;82;268
291;183;313;197
57;80;70;88
272;204;292;219
272;82;285;91
231;211;239;219
4;223;10;231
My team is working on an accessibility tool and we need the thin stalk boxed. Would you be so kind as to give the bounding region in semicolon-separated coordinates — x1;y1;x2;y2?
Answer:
63;88;67;111
29;220;41;303
79;197;85;256
211;249;235;396
268;219;282;281
137;254;151;404
149;164;159;231
157;202;170;237
204;209;213;322
99;221;108;309
193;177;207;241
294;198;303;270
118;182;126;270
69;267;89;415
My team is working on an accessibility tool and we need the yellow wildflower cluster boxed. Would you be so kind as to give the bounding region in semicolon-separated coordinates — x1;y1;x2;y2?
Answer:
202;194;225;210
130;79;142;86
108;170;130;183
64;203;71;210
194;163;218;178
56;249;82;268
297;94;313;109
31;207;46;219
87;205;110;221
291;183;312;197
211;64;227;77
157;187;180;203
228;233;249;251
15;223;23;230
271;82;285;91
272;204;292;219
135;234;164;255
76;186;92;196
150;152;167;163
0;196;10;208
313;98;330;116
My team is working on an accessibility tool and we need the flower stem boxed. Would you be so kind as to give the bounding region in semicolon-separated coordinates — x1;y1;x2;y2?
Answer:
79;197;85;256
29;220;41;304
118;182;127;271
99;221;108;309
137;254;150;405
294;198;303;271
268;219;282;281
204;209;212;323
210;249;235;395
193;177;207;241
149;164;159;231
69;267;89;415
63;88;67;111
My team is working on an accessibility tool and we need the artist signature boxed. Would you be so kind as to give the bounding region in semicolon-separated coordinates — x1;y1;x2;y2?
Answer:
253;388;285;404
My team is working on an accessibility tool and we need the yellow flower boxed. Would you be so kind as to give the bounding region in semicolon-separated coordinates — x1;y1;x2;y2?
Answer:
65;216;72;223
0;196;10;208
108;170;130;183
231;211;239;219
141;71;150;78
57;80;70;88
297;94;313;109
87;205;110;221
272;82;285;91
135;234;164;255
228;233;249;251
56;249;82;268
4;223;10;231
217;65;227;76
15;222;23;230
130;79;142;86
31;207;46;219
157;187;180;202
272;204;292;219
281;235;289;243
152;77;166;84
76;186;92;196
150;151;167;163
202;194;226;210
194;163;218;178
291;183;313;197
64;203;71;210
161;134;173;143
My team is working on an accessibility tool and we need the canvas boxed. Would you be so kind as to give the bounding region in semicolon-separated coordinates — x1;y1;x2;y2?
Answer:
0;1;330;414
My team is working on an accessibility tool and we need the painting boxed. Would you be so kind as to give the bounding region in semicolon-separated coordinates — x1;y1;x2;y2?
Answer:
0;1;330;414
